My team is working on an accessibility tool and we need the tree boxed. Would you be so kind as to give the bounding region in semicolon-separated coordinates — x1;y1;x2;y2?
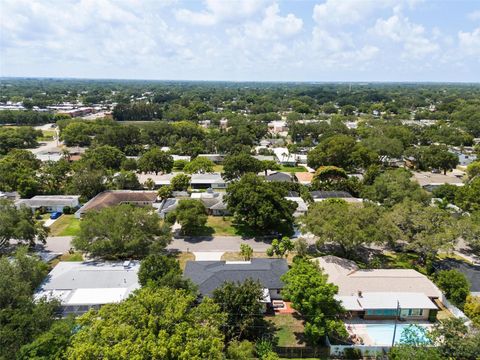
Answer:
138;147;173;175
303;200;382;258
294;238;309;257
223;153;264;180
184;157;215;174
455;177;480;212
0;248;59;359
213;279;266;341
173;199;208;235
266;237;294;258
0;199;48;249
240;243;253;260
171;173;191;191
225;174;296;235
459;212;480;255
138;254;193;290
361;168;430;207
464;295;480;327
18;317;76;360
389;325;442;360
113;170;141;190
428;318;480;359
406;145;459;174
0;149;41;197
65;287;225;360
67;166;107;202
72;204;171;258
226;340;255;360
281;259;347;344
466;161;480;180
144;177;155;190
435;270;470;308
381;200;458;264
157;185;173;200
81;145;126;170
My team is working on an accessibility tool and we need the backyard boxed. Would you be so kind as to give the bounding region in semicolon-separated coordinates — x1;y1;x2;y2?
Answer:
48;215;81;236
267;313;306;347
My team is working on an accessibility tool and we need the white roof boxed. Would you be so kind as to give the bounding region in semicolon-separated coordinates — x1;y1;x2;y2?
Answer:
358;292;438;310
313;256;442;298
67;288;129;305
335;295;363;311
190;173;225;184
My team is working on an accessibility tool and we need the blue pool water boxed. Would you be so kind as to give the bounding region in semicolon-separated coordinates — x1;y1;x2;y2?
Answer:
365;323;430;345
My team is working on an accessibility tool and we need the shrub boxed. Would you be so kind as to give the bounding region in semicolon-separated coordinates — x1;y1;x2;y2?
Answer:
435;269;470;308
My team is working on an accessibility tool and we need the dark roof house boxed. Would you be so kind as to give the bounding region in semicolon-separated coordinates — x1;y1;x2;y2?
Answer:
264;171;294;183
184;259;288;299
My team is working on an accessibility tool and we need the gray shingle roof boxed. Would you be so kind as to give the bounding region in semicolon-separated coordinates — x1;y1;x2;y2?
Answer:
184;258;288;296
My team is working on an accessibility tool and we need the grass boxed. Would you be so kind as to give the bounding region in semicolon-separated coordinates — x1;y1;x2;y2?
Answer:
37;130;56;141
176;252;195;270
50;251;84;267
213;164;224;172
49;215;81;236
279;165;307;173
221;251;296;264
267;313;305;347
206;216;237;235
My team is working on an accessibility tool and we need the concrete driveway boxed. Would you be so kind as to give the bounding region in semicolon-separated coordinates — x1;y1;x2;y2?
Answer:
167;236;273;252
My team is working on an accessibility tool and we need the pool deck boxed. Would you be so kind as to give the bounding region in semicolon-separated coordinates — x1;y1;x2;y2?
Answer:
344;320;433;346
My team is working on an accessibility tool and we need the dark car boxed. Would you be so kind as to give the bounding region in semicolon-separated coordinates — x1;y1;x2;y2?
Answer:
50;211;62;220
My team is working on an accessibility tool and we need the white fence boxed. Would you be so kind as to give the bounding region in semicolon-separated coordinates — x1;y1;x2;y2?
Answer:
440;294;468;319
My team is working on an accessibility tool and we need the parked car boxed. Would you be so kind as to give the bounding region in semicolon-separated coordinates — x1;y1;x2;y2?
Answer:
50;211;62;220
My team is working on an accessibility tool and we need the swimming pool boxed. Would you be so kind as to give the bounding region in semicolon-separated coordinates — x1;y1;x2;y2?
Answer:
365;323;430;345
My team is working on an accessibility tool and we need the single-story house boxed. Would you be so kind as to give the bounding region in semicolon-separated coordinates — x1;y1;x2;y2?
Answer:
310;191;363;204
34;261;140;316
137;173;176;188
336;292;438;321
184;259;288;307
314;256;442;300
285;196;308;217
35;150;62;162
272;147;296;166
190;173;226;189
197;154;225;164
172;155;191;162
75;190;158;218
0;191;20;201
264;171;294;183
412;171;464;192
191;191;230;216
267;120;288;134
15;195;80;213
253;155;276;162
158;198;179;219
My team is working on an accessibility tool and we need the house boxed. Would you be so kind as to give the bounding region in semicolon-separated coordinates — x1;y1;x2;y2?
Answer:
35;150;62;162
158;198;179;219
184;259;288;307
315;256;441;322
34;261;140;316
310;191;363;203
190;173;226;189
253;154;276;162
0;191;19;201
197;154;225;164
264;171;294;183
75;190;158;218
295;172;314;185
267;120;288;134
191;191;230;216
411;171;464;192
272;147;296;166
137;173;176;188
15;195;80;213
285;196;307;217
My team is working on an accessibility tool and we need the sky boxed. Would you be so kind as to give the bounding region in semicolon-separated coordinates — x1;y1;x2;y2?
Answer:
1;0;479;82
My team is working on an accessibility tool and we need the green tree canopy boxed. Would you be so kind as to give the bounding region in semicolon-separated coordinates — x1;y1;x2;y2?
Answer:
213;279;266;342
65;287;225;360
223;153;264;180
281;259;347;344
171;199;208;235
0;199;48;249
138;147;174;175
303;200;383;258
138;254;193;291
361;168;430;207
171;173;191;191
81;145;126;170
72;204;171;259
225;174;296;235
184;157;215;174
435;270;470;308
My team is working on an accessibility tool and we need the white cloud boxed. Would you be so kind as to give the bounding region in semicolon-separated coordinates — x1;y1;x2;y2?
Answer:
458;27;480;56
468;10;480;21
243;4;303;40
372;13;439;58
175;0;269;26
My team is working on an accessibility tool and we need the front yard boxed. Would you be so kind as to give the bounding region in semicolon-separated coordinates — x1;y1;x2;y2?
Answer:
49;215;81;236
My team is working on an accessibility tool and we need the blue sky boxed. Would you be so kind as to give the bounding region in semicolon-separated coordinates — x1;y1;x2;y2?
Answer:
1;0;479;82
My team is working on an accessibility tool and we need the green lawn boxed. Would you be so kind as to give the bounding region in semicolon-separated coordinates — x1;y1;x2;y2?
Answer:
49;215;81;236
212;164;224;172
206;216;237;235
279;165;307;173
37;130;56;141
267;313;305;347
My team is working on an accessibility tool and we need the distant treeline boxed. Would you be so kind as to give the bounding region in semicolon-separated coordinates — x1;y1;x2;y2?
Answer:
0;111;59;125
